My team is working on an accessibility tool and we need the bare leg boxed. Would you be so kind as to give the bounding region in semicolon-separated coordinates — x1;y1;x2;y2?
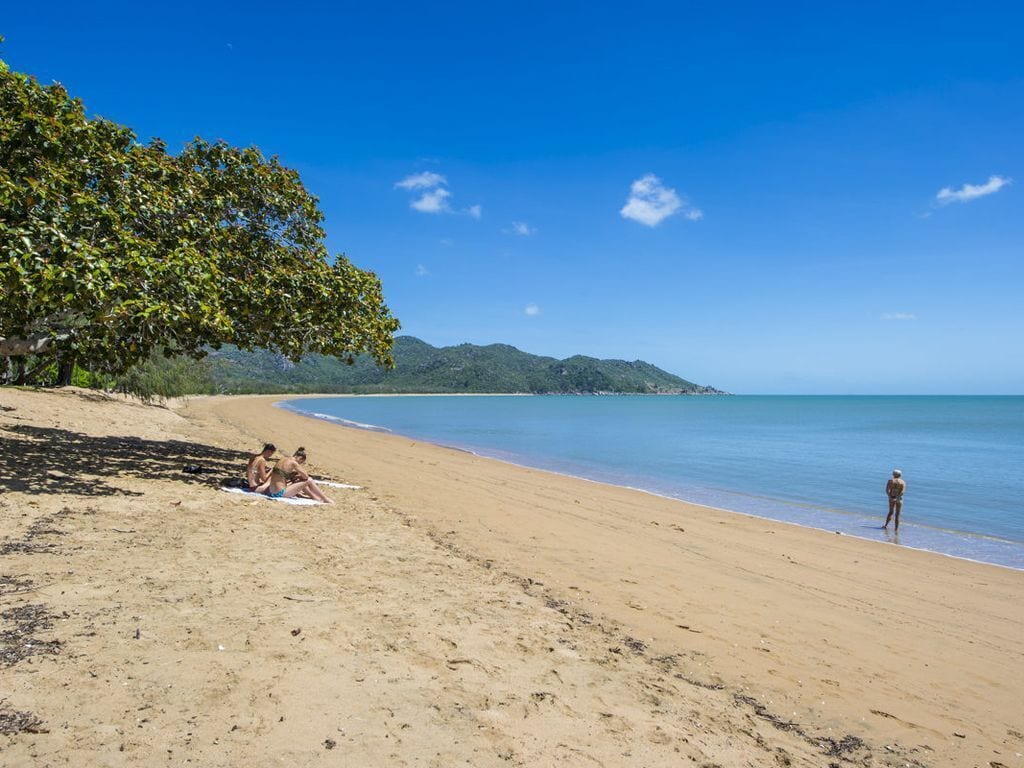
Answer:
283;481;311;499
284;480;334;504
893;500;901;532
303;478;334;504
884;499;895;529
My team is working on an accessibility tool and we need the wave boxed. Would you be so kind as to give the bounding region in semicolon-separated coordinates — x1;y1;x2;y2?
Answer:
274;403;393;433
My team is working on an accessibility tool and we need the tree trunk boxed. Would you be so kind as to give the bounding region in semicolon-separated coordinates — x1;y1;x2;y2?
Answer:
56;357;75;387
17;359;48;386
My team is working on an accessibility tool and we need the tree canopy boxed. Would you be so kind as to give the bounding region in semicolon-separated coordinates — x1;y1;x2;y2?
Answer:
0;53;399;385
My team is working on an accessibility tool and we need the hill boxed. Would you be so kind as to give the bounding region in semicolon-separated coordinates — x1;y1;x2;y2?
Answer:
206;336;724;395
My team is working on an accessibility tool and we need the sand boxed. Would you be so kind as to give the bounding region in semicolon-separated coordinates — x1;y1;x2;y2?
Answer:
1;389;1022;768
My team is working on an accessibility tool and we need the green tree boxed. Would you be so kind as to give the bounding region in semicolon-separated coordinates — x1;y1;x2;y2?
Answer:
0;53;399;385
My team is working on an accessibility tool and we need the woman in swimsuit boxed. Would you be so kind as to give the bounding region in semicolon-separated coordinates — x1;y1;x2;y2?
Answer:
263;447;335;504
246;443;276;492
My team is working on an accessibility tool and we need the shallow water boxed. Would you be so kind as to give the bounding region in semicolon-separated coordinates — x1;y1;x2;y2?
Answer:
279;395;1024;570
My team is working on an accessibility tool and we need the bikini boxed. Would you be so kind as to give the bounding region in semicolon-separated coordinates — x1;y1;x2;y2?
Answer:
265;465;290;498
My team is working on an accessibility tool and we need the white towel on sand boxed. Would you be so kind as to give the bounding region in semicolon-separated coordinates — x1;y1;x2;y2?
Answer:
221;480;360;505
221;487;320;505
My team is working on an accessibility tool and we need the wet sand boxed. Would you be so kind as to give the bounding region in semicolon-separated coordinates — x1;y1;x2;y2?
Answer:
1;389;1022;767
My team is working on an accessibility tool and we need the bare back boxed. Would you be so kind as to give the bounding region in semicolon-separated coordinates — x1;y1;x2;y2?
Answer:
247;454;269;489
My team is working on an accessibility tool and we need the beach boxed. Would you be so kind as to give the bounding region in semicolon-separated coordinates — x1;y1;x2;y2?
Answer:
2;389;1022;767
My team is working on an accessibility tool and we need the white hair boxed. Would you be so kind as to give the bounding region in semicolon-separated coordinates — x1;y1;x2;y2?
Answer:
892;469;902;477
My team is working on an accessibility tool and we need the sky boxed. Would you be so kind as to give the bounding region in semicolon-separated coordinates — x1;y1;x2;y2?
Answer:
3;2;1022;393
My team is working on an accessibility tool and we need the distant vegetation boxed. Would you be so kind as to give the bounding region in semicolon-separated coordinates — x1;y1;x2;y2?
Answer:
204;336;724;395
13;338;721;400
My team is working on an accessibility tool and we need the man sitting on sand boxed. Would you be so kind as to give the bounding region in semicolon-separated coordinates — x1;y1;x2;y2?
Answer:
264;447;335;504
884;469;906;531
247;443;276;492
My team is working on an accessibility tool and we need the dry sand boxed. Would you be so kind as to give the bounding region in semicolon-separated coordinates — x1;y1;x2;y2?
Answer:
1;389;1021;768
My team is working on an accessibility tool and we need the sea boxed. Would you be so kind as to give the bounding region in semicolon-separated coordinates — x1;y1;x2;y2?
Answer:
277;395;1024;570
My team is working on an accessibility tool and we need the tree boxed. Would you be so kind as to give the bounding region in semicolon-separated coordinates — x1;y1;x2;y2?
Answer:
0;54;399;385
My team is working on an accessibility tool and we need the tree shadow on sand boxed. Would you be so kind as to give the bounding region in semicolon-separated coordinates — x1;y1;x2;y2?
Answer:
0;424;246;497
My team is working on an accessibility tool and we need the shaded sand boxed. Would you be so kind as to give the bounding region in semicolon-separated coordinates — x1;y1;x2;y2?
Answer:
0;390;1021;767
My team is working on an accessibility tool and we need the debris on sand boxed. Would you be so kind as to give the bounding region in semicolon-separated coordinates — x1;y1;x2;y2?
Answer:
0;575;33;597
0;701;47;735
1;603;62;667
0;507;74;555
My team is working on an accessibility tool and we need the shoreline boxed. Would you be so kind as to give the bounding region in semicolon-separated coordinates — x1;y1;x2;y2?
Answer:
3;389;1022;767
201;394;1024;766
275;395;1024;571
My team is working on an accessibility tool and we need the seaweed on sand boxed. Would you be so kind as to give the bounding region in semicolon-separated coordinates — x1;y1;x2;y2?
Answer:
0;575;33;597
0;700;47;735
0;603;62;667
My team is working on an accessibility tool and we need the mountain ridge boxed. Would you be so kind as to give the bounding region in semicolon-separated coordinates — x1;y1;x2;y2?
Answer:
207;336;726;395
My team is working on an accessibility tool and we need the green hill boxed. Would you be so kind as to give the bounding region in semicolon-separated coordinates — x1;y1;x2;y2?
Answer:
206;336;724;395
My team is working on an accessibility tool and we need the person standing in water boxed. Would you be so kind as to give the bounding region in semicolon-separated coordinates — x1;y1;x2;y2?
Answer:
884;469;906;531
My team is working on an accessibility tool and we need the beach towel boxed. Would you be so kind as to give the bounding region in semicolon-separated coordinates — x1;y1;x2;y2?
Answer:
221;487;320;505
220;480;361;505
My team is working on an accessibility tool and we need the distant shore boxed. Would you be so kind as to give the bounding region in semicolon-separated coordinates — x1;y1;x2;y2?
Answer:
2;388;1021;767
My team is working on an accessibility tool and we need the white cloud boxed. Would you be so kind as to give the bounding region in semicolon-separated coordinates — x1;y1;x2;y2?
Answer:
524;304;541;316
396;170;480;219
415;264;430;277
882;312;917;321
411;188;451;214
506;221;536;236
936;175;1011;205
620;174;701;226
395;171;447;190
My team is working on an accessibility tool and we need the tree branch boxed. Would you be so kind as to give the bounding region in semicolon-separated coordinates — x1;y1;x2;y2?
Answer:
0;332;68;357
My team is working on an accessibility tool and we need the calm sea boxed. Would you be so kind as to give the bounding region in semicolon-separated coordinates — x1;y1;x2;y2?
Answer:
278;395;1024;570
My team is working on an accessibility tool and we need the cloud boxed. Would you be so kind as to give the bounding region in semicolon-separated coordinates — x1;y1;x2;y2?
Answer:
882;312;916;321
620;174;702;226
395;171;447;190
415;264;430;277
936;175;1011;205
524;304;541;317
396;170;480;218
411;187;451;214
505;221;536;236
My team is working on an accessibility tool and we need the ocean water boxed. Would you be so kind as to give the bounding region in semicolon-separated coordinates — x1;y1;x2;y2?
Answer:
278;395;1024;570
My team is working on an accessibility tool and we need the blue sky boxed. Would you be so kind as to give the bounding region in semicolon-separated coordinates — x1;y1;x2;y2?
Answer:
4;2;1022;393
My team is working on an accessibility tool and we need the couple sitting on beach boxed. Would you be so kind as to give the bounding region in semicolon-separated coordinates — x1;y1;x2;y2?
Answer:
246;443;335;504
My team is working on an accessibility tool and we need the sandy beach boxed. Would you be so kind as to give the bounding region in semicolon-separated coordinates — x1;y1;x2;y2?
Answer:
2;389;1022;767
